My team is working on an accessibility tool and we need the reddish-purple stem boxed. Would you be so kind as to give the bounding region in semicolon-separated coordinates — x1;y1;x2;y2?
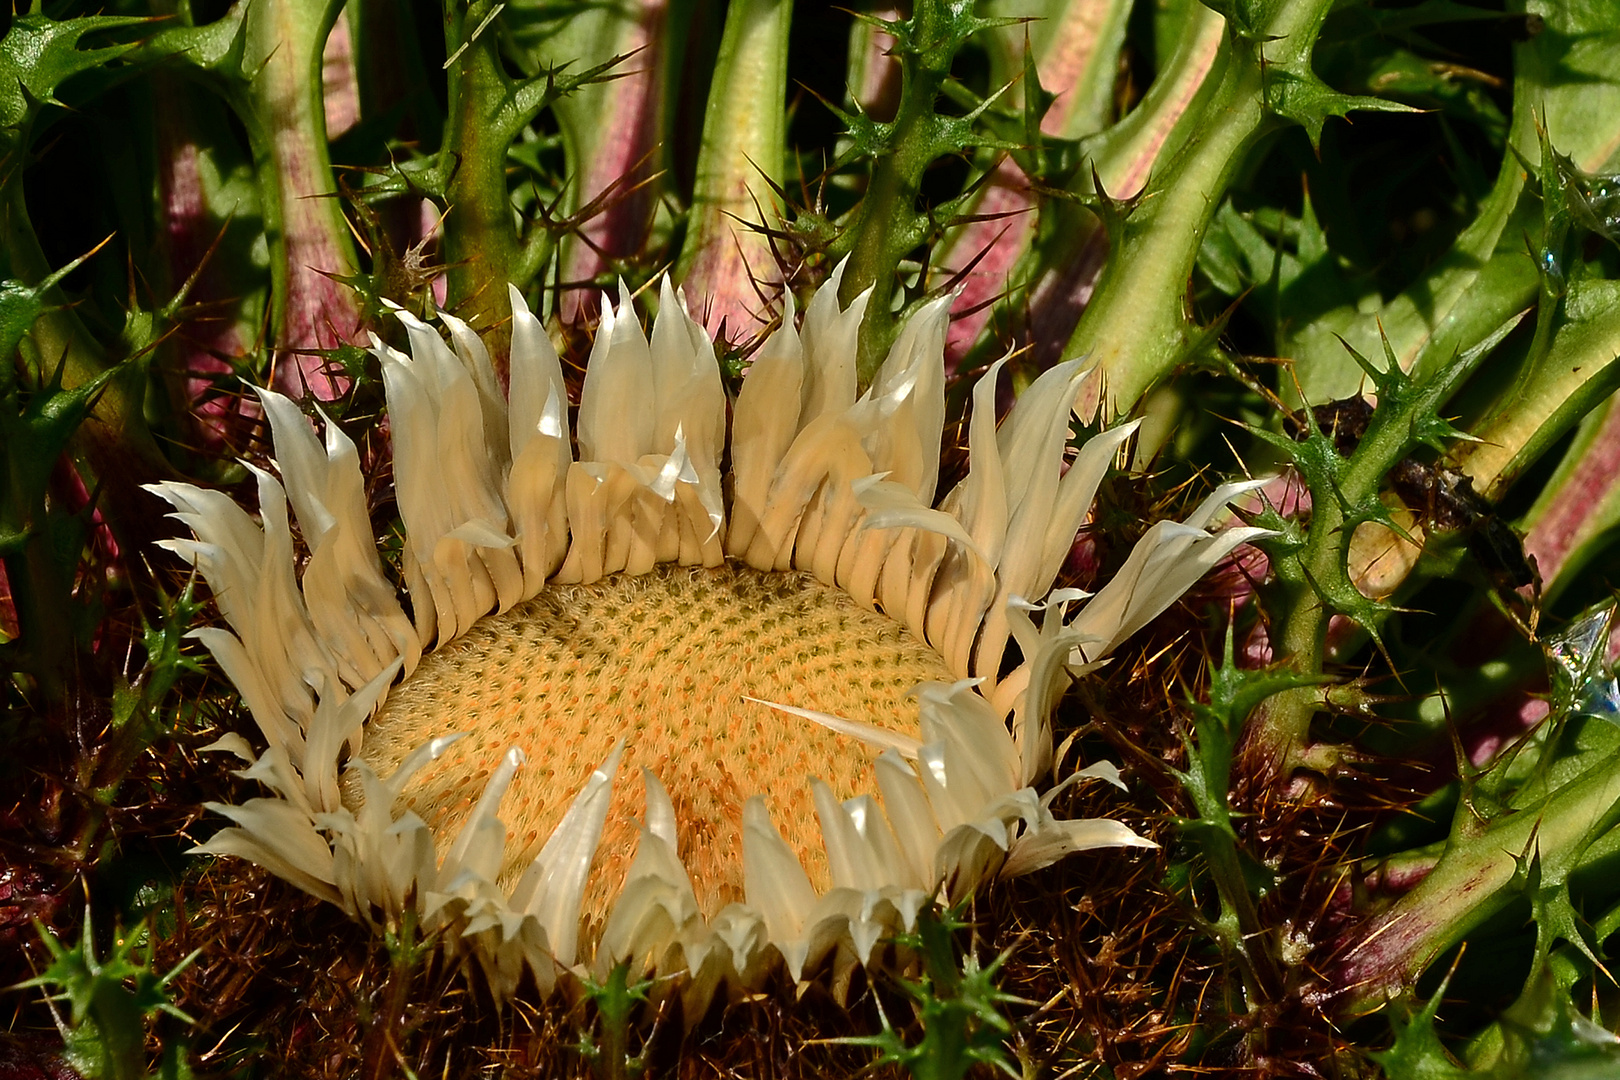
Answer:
561;0;669;324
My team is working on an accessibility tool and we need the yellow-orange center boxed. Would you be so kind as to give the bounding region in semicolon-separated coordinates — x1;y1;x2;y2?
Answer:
355;563;954;926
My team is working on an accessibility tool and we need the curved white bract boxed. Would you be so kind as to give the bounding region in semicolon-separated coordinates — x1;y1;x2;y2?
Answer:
150;267;1268;1009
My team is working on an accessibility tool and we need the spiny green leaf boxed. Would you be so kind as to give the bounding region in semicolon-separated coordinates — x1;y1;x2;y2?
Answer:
833;104;897;164
1370;961;1470;1079
16;911;198;1038
0;243;101;395
1528;131;1620;253
132;4;249;79
0;12;150;130
1246;420;1345;500
1194;0;1269;42
1265;69;1422;151
1529;872;1606;977
841;905;1023;1080
507;50;636;142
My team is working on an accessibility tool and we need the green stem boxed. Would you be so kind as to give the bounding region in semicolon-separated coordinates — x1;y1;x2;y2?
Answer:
1334;725;1620;1014
361;908;427;1080
844;137;910;377
953;3;1225;379
840;1;974;386
441;1;523;342
87;989;149;1080
1461;290;1620;501
584;962;648;1080
1244;322;1504;772
1197;819;1284;1008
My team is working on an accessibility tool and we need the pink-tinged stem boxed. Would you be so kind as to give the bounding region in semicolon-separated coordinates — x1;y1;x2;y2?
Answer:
1035;0;1122;135
1523;395;1620;600
155;90;259;449
1516;392;1620;665
243;0;363;400
939;0;1126;368
1095;13;1228;203
849;10;900;120
321;11;361;141
558;0;669;324
953;7;1226;371
943;167;1036;368
1324;745;1620;1014
675;0;792;342
1048;10;1225;382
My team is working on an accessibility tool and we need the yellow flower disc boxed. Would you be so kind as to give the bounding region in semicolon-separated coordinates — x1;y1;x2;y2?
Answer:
355;562;954;925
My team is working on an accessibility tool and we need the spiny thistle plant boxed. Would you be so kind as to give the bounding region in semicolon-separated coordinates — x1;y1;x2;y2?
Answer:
3;0;1620;1076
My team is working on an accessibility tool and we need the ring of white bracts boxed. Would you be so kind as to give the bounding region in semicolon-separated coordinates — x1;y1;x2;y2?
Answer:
150;265;1272;1009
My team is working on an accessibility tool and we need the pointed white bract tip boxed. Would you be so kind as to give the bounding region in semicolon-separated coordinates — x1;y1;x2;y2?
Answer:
642;767;678;851
1074;760;1127;792
597;737;627;781
390;304;426;330
426;733;465;757
199;733;256;761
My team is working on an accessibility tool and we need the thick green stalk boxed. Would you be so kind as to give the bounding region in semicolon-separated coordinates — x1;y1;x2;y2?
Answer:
1067;45;1261;420
1067;0;1407;421
440;0;622;346
839;1;980;385
1333;724;1620;1014
441;0;526;341
843;119;916;373
674;0;790;339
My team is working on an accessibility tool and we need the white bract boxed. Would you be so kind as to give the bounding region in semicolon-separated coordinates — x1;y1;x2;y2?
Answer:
151;265;1270;1008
